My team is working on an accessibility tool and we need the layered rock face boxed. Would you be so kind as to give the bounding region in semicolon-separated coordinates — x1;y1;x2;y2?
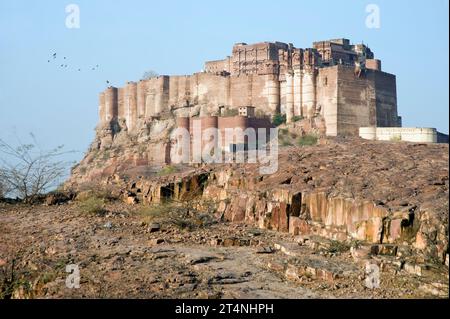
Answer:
90;139;448;266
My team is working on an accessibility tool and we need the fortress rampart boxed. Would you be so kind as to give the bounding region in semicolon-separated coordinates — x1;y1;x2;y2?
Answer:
98;39;400;136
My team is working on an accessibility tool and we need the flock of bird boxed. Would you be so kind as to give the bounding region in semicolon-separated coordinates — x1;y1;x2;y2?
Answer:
48;52;109;85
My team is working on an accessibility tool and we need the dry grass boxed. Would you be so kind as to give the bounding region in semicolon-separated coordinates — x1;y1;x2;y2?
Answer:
76;196;107;215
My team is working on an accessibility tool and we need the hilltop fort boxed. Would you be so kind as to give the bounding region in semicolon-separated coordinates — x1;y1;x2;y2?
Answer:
99;38;400;137
71;38;446;181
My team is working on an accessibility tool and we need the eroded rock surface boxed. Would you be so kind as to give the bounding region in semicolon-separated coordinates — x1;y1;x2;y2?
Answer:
0;200;448;299
3;138;447;299
70;139;448;266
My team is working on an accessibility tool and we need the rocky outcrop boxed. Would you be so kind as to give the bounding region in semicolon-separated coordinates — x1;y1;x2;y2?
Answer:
100;139;448;266
69;117;176;186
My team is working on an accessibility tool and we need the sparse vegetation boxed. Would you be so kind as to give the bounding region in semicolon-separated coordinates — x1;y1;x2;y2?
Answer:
76;183;120;202
134;195;217;232
77;196;107;215
0;258;33;299
135;202;177;224
278;129;303;147
327;240;351;254
102;151;111;160
298;134;318;147
40;271;57;285
0;134;74;202
278;129;293;147
157;165;178;176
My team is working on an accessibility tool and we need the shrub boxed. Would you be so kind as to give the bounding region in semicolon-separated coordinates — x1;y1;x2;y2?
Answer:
298;134;318;147
292;115;304;122
327;240;351;253
76;184;120;202
279;131;292;147
272;113;286;126
77;196;106;215
390;135;402;142
136;203;175;223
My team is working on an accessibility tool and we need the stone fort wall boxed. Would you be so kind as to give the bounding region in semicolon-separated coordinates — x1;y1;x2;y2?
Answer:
98;39;400;136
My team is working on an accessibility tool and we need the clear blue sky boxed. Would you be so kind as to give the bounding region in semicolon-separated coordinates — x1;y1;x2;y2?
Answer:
0;0;448;164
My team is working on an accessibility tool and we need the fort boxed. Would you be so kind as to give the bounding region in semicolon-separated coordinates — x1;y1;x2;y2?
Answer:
98;38;401;137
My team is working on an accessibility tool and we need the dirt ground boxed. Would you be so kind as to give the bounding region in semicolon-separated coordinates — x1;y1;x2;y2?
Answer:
0;200;448;299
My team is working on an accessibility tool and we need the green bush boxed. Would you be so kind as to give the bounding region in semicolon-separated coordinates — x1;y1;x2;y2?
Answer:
136;203;175;223
281;139;293;147
272;113;286;126
298;134;318;147
77;196;106;215
292;115;304;122
279;129;292;147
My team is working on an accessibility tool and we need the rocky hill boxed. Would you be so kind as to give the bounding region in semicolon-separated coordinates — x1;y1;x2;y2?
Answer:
68;137;449;266
1;137;448;299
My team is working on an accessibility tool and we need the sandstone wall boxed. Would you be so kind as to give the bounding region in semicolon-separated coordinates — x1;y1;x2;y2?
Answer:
335;66;377;135
173;116;274;156
99;73;280;129
366;59;382;71
317;67;338;136
204;57;232;74
97;41;399;138
374;71;399;127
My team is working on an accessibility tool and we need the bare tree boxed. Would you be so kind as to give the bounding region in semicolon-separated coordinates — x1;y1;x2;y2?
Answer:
0;134;73;201
142;70;159;80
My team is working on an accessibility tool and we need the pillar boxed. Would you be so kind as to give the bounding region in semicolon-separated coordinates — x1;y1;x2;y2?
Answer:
285;73;294;123
105;87;118;122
